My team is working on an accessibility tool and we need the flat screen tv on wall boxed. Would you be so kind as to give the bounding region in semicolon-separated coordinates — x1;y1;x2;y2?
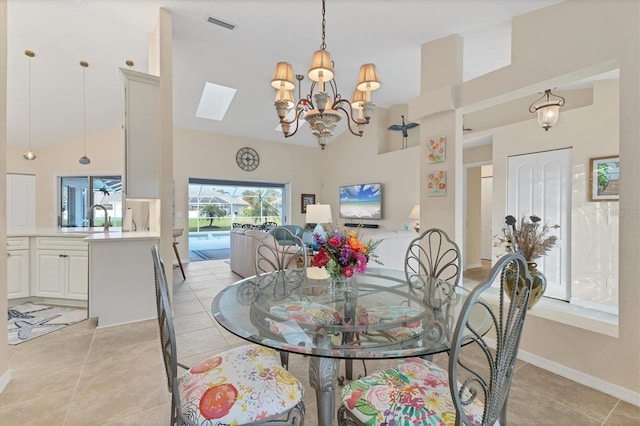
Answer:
339;183;382;220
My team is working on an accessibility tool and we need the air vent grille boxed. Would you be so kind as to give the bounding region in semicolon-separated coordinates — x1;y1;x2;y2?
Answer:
207;16;236;30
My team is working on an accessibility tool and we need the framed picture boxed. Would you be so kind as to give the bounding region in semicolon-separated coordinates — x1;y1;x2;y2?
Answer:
301;194;316;213
590;156;619;201
427;136;446;163
427;170;446;196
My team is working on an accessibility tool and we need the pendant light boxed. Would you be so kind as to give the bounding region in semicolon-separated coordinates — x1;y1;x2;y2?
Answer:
79;60;91;165
22;50;37;161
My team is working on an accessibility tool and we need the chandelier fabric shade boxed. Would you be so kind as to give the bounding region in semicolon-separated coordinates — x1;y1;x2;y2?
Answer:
529;89;565;131
271;0;381;150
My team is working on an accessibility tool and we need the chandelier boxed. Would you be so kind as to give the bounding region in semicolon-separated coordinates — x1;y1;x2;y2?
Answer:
270;0;380;150
529;89;565;131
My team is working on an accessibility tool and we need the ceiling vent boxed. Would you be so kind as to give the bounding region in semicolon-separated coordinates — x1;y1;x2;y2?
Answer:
207;16;236;30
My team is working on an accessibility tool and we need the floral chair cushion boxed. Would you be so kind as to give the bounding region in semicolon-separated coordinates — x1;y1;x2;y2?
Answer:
178;344;304;424
270;301;342;327
360;306;424;340
341;358;485;426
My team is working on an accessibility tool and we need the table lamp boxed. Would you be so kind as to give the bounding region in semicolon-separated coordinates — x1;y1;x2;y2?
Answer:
409;204;420;233
305;204;333;244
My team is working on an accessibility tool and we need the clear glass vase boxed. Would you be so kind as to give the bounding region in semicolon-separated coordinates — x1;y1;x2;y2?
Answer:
329;274;354;294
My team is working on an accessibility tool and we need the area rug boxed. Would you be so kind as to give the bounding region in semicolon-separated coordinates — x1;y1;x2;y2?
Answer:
8;303;88;345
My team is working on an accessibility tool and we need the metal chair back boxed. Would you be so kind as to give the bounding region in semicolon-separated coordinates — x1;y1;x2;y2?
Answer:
448;252;533;425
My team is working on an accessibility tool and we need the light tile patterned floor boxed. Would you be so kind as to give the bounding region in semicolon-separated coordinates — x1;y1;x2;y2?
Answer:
1;259;638;425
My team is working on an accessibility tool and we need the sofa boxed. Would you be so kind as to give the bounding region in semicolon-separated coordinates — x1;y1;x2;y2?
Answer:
229;226;307;278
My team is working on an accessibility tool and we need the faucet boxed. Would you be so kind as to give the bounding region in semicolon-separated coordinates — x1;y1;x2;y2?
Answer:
87;204;111;232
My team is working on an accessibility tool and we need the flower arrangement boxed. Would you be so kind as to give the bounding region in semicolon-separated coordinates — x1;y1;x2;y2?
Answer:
495;215;559;261
311;228;381;278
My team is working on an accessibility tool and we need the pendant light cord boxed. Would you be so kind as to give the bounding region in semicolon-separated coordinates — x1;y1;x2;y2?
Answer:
82;64;86;157
28;54;32;152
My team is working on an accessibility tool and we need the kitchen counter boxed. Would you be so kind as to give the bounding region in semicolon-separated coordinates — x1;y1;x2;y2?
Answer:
87;231;160;328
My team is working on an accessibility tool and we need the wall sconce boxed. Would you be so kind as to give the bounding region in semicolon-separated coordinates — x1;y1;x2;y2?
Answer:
408;204;420;233
529;89;565;131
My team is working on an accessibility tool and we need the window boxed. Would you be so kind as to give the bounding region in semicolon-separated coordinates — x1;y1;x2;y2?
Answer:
60;176;122;228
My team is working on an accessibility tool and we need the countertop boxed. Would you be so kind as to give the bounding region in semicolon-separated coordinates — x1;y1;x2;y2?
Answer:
8;228;160;242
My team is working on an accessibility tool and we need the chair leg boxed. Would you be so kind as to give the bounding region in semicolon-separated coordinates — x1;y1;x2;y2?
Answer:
173;242;186;280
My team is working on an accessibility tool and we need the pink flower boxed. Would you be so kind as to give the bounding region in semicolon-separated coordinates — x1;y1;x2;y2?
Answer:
365;386;393;411
342;266;354;277
328;236;341;247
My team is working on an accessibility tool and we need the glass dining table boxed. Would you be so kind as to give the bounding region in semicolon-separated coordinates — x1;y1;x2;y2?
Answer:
211;267;489;426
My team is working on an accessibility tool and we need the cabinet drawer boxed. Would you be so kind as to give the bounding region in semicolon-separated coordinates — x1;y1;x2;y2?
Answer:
7;237;30;250
36;237;88;251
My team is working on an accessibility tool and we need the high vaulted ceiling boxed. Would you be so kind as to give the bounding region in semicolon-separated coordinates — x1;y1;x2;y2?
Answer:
7;0;563;151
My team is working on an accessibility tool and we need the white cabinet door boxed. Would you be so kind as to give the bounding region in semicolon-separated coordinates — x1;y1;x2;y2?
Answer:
7;174;36;233
507;148;571;301
121;69;160;198
7;250;29;299
66;251;89;300
36;250;66;298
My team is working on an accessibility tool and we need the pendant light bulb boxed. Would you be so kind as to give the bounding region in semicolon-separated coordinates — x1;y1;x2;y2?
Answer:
23;50;37;161
79;60;90;165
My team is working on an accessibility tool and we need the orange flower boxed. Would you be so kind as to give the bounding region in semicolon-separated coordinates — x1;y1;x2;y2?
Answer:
347;236;364;252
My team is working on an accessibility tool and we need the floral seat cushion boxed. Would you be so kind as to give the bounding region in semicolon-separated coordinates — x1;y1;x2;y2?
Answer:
341;358;485;426
270;301;342;327
359;306;424;340
178;344;304;424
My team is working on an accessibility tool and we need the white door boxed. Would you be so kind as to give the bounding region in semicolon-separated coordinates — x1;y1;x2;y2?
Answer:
7;174;36;233
507;148;571;301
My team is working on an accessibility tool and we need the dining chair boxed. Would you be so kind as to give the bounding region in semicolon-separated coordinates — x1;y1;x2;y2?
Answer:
359;228;462;350
151;245;306;425
338;252;533;426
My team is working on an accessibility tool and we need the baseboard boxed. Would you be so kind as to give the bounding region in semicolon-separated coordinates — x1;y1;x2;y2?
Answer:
0;370;12;394
485;337;639;406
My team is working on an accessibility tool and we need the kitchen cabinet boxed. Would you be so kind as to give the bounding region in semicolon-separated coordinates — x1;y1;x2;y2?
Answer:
7;237;30;299
34;237;88;300
6;174;36;234
121;68;160;199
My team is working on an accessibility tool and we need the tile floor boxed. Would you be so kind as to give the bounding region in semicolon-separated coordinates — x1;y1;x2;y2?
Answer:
1;259;638;425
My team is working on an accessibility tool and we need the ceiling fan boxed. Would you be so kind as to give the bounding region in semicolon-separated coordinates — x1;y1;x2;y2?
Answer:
388;115;419;149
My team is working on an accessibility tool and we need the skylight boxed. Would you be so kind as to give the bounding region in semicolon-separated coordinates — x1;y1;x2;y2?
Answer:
195;82;236;121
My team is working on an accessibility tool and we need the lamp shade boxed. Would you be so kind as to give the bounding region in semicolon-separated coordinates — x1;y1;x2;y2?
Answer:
351;89;367;109
356;63;381;92
409;204;420;220
275;89;295;110
308;50;334;83
305;204;333;224
271;62;295;90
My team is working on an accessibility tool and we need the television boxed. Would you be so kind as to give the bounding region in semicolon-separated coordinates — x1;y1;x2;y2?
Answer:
339;183;382;220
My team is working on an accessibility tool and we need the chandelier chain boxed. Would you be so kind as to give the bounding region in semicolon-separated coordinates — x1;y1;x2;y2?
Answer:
320;0;326;50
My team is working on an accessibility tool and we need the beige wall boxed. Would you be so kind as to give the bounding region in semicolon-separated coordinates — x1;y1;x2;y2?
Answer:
0;0;9;389
492;79;619;311
465;166;481;268
455;0;638;397
319;110;421;232
7;128;124;227
171;128;326;258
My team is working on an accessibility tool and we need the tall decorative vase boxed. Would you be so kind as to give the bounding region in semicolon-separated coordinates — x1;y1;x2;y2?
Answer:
505;261;547;309
329;274;354;294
